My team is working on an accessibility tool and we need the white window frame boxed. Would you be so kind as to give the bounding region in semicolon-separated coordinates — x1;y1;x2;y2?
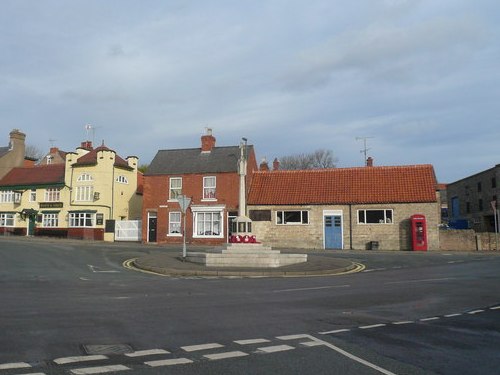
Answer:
45;188;60;202
168;211;182;236
42;213;59;227
29;189;37;202
169;177;182;201
116;175;128;184
191;206;224;239
202;176;216;200
69;212;94;227
357;209;393;224
77;173;93;182
0;191;21;203
0;213;15;227
75;185;94;202
276;210;309;225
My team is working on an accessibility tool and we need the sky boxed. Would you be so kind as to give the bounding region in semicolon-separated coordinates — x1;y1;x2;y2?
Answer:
1;0;499;183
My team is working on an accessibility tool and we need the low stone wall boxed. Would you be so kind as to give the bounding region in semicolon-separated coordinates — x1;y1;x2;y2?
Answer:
439;229;499;251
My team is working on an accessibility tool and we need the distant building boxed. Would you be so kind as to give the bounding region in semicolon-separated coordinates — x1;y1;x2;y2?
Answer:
0;140;143;240
142;129;257;245
247;163;440;250
0;129;27;180
447;164;500;232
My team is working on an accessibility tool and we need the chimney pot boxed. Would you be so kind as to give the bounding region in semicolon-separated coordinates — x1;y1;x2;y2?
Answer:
366;157;374;167
273;158;280;171
259;158;269;171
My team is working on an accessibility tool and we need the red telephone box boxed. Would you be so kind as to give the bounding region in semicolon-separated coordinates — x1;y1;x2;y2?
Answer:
410;214;427;251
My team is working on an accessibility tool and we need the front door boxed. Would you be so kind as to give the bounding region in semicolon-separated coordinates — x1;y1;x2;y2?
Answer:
148;213;157;243
325;215;342;249
28;216;36;236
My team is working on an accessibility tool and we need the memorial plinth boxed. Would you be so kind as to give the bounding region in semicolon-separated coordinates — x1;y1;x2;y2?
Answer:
186;243;308;268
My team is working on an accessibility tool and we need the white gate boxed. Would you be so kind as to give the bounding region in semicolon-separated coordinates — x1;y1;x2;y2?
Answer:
115;220;142;242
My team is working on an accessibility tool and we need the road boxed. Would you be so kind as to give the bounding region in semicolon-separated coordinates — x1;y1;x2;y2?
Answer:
0;237;499;374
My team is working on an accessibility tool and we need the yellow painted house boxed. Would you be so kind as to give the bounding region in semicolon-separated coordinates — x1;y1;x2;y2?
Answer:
0;141;142;241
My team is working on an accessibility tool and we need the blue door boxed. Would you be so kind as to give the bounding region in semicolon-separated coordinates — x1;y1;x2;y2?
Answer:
325;215;342;249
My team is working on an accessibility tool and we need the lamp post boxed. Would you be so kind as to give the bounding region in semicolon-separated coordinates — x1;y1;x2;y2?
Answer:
177;195;191;259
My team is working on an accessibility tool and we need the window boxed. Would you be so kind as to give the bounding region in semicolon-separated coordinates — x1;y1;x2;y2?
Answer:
0;213;15;227
493;177;497;188
169;177;182;200
168;212;181;235
0;191;21;203
466;202;471;214
116;175;128;184
45;188;60;202
276;210;309;225
477;182;482;192
358;209;393;224
77;173;93;182
69;212;94;227
203;176;216;200
29;189;37;202
75;185;94;201
194;212;222;237
42;213;59;227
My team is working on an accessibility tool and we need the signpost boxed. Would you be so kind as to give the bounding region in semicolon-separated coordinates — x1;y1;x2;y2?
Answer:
177;195;191;259
492;201;498;251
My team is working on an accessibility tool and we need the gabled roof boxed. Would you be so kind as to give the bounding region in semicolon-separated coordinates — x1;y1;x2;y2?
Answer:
248;165;438;205
74;145;131;169
145;146;251;175
0;164;66;189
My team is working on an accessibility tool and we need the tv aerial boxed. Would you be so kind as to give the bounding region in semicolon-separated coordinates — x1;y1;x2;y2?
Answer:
355;136;374;166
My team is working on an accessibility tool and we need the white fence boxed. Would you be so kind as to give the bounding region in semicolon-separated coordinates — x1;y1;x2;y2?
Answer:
115;220;142;242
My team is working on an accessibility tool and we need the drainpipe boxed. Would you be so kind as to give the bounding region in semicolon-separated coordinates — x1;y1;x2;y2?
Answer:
349;204;353;249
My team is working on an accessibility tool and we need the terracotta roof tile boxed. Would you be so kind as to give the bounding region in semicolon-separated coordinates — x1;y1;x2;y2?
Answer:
74;145;130;169
248;165;437;205
0;164;65;188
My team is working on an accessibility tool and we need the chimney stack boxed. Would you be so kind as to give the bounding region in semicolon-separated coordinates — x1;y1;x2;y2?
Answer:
259;158;270;171
81;141;93;150
273;158;280;171
201;128;216;152
366;157;374;167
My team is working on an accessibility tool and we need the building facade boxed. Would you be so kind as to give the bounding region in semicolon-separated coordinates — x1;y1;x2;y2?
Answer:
0;141;142;240
142;130;257;245
447;164;500;232
247;165;440;250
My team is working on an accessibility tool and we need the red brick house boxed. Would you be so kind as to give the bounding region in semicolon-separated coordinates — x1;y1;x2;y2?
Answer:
142;130;258;245
247;164;440;250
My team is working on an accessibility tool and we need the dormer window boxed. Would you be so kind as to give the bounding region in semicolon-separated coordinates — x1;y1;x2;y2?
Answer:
77;173;93;182
46;155;53;164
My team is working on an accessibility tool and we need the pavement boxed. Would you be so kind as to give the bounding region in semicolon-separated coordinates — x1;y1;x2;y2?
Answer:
131;250;362;277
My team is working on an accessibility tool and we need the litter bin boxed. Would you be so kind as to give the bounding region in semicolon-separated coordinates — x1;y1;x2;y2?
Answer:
369;241;379;250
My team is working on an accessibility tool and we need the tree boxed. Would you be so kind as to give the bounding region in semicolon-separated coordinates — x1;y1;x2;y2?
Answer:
25;144;44;162
279;149;337;170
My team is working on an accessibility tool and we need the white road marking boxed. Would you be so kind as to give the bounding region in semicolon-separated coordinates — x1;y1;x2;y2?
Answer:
362;268;386;273
300;341;324;347
385;277;456;285
181;343;224;352
392;321;414;325
420;317;440;322
276;334;309;340
87;265;120;273
70;365;130;374
307;335;397;375
359;324;386;329
125;349;170;357
145;358;193;367
444;313;462;317
490;306;500;310
319;328;351;334
203;351;249;360
273;285;350;293
468;310;484;314
0;362;31;370
234;338;271;345
257;345;295;353
54;355;108;365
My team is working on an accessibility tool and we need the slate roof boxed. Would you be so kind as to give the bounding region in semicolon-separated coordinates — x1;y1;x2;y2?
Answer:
0;164;66;188
247;165;438;205
145;146;250;175
74;145;131;169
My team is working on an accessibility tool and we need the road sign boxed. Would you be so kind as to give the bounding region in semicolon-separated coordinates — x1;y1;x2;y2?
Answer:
178;195;191;213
